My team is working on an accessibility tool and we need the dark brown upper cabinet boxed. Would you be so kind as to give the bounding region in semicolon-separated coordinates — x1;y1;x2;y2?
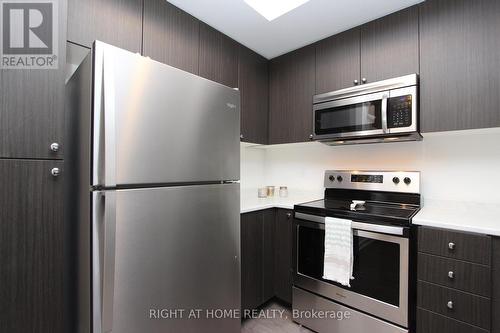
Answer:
199;23;239;88
0;0;66;159
0;159;64;333
269;45;315;144
143;0;199;74
238;46;269;144
67;0;142;52
360;5;419;84
315;28;361;94
315;6;418;94
419;0;500;132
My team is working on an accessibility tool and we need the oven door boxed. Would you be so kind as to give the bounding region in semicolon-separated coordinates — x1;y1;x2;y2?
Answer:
313;91;389;140
293;213;409;328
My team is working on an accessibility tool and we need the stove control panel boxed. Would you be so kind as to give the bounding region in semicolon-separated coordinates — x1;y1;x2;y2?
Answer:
325;170;420;194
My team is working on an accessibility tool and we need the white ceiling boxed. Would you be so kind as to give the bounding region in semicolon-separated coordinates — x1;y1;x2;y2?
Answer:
167;0;424;59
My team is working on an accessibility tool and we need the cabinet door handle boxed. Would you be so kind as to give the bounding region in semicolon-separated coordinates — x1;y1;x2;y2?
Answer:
353;79;359;85
362;77;367;84
50;142;60;152
51;168;60;177
448;242;456;250
448;271;455;279
447;301;454;309
286;213;292;218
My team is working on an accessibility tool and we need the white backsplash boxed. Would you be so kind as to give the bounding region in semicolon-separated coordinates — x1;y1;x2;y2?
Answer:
241;128;500;204
240;142;266;190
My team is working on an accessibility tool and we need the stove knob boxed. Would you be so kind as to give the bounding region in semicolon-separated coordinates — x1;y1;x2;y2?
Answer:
393;177;400;184
337;176;343;182
404;177;411;185
329;175;335;182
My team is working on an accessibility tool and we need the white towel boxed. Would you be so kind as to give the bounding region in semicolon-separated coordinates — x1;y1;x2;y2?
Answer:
323;217;354;287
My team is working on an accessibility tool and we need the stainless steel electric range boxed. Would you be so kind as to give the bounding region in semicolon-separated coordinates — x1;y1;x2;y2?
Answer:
293;170;421;333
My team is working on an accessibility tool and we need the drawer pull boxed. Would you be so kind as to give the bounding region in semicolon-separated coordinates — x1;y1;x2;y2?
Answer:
447;301;454;309
448;271;455;279
448;242;456;250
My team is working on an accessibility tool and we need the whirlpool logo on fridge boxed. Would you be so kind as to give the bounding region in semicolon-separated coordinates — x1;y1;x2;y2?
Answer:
0;0;58;69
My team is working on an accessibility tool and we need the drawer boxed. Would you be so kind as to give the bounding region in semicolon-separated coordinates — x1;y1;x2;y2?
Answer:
418;227;491;265
418;253;491;297
417;281;491;330
417;308;489;333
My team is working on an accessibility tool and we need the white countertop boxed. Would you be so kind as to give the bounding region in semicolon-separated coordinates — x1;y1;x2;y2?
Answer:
241;190;500;236
413;199;500;236
241;189;322;214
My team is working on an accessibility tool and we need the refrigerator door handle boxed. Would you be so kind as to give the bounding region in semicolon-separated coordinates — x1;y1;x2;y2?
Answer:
93;191;117;333
93;43;117;188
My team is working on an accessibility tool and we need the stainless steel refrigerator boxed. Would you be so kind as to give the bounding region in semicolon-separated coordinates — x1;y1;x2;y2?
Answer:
66;41;241;333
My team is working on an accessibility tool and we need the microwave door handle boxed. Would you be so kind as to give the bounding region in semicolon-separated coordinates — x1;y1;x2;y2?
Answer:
381;94;388;133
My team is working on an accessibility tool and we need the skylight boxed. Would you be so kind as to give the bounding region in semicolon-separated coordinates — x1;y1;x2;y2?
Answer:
244;0;311;21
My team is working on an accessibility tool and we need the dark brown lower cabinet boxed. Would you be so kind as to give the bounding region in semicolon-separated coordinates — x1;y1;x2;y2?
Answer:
274;209;293;304
417;226;495;333
417;253;491;297
492;238;500;333
0;159;64;333
261;209;275;302
241;208;294;311
241;209;275;311
241;212;262;311
417;281;490;330
417;308;488;333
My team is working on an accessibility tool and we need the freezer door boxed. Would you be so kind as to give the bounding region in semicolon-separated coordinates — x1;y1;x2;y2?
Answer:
92;183;240;333
92;41;240;187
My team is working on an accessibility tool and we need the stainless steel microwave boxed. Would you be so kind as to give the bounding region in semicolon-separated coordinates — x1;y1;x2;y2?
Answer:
313;74;422;145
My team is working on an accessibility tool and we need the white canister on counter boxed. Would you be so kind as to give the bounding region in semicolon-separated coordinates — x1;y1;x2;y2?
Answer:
267;186;276;197
279;186;288;198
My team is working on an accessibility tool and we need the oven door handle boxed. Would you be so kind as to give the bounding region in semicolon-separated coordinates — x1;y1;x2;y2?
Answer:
381;94;389;134
294;212;405;236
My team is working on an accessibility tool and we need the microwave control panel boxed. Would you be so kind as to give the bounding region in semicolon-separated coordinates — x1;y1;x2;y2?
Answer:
387;95;412;128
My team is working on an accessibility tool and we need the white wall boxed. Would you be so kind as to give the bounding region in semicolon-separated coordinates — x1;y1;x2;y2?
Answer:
241;128;500;203
240;143;266;190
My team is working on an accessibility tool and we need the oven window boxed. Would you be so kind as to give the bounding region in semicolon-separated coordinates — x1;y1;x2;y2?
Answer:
297;226;400;306
315;100;382;135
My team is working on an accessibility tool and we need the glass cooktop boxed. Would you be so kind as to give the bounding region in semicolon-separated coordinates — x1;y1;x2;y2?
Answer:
295;199;420;225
